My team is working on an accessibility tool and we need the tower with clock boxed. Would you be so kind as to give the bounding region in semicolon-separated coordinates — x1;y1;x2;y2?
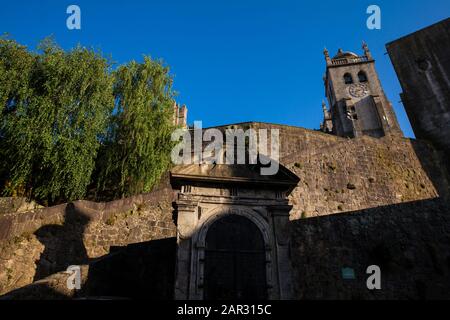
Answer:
321;43;402;138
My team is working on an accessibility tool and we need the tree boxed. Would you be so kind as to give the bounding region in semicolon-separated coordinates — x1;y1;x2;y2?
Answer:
1;37;177;203
0;37;35;122
97;56;176;198
0;38;114;203
0;37;35;194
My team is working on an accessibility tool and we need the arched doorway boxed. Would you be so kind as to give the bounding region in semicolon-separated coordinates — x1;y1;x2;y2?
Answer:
204;215;267;300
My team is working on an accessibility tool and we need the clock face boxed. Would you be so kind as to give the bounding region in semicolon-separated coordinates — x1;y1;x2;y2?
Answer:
349;83;369;98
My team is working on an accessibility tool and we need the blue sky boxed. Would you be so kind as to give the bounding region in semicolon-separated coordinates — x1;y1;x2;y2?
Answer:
1;1;449;137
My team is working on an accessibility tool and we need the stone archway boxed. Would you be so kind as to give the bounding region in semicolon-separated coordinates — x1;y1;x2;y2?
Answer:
171;162;299;300
203;214;267;300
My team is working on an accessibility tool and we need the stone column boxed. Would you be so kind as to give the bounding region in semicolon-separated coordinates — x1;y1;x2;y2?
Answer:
270;204;294;300
174;200;197;300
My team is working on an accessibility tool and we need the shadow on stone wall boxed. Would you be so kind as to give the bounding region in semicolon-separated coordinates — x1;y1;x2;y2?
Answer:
0;238;177;300
82;238;176;299
289;197;450;300
411;140;450;199
33;203;91;281
3;196;450;300
0;187;177;299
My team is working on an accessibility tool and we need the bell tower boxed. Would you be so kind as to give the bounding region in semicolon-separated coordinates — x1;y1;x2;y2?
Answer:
321;43;402;138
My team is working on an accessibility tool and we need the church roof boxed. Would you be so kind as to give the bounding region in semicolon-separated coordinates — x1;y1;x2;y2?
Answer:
333;49;359;60
170;162;299;191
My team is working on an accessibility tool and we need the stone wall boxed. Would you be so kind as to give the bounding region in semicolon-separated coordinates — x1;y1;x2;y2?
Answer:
0;197;43;215
201;123;449;217
0;266;91;300
200;122;426;215
0;188;176;296
1;239;177;300
202;121;343;159
1;123;450;299
386;18;450;158
285;135;449;219
290;198;450;299
4;197;449;300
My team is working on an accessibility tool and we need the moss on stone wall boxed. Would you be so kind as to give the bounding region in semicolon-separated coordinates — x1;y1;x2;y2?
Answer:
286;135;447;220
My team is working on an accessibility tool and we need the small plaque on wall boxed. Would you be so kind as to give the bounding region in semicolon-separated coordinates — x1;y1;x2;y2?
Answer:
341;267;356;280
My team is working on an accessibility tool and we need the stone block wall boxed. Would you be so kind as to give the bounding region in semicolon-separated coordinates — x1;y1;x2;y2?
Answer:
1;123;450;299
200;123;449;217
2;239;177;300
201;121;343;159
284;135;449;219
4;197;449;300
290;198;450;299
0;197;43;215
0;188;176;296
0;266;91;300
386;18;450;157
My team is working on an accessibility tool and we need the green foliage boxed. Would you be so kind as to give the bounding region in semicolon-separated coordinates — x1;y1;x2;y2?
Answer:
0;41;114;202
0;37;114;202
97;57;176;197
0;36;177;203
0;37;35;122
0;37;36;194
